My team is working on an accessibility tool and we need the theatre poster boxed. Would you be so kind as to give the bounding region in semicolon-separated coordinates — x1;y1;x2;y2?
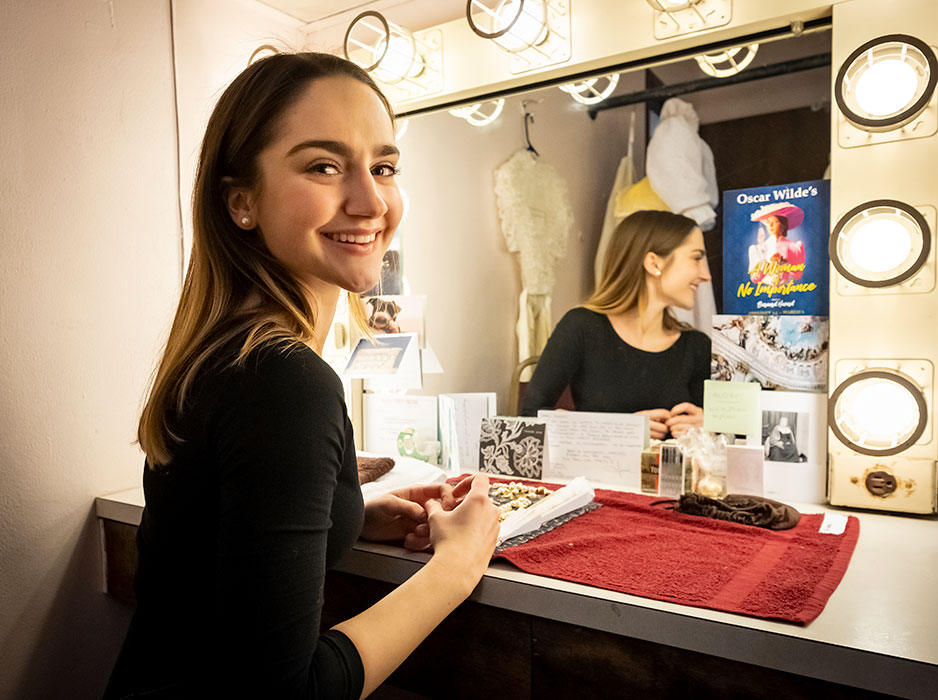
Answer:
723;179;830;316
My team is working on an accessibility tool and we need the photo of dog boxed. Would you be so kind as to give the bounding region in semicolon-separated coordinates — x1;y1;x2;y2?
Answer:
366;298;402;334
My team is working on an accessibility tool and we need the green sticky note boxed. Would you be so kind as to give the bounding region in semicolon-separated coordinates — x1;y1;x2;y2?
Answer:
703;380;761;436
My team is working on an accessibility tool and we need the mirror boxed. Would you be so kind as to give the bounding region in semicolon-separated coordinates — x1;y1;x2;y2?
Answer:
385;27;832;413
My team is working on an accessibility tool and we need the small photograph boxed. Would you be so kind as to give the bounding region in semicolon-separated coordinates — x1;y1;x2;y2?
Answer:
363;294;426;347
479;417;547;479
761;410;808;463
711;314;828;392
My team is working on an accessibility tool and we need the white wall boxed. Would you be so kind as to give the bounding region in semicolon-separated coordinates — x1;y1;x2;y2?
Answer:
0;1;179;698
172;0;305;266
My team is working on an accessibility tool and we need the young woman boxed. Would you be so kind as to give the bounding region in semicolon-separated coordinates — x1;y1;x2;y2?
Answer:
521;210;712;440
104;53;498;700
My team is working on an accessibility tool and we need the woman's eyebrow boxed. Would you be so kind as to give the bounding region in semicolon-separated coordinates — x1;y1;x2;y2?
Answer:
286;139;399;158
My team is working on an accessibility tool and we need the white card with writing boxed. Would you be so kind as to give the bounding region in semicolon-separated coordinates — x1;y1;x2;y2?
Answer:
538;410;648;490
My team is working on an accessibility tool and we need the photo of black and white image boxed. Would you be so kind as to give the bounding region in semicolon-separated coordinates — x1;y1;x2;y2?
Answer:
761;410;808;463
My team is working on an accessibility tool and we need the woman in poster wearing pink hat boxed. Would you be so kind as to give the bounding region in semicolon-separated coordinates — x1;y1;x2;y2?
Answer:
747;202;806;286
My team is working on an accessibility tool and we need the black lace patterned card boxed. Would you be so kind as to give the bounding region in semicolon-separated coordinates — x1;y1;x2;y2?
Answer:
479;417;547;479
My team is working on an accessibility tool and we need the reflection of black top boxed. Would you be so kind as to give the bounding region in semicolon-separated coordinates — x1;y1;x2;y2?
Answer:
521;308;711;416
104;341;365;699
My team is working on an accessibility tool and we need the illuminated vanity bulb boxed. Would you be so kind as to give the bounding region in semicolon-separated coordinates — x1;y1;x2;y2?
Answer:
492;0;548;53
559;74;620;105
840;379;920;443
449;99;506;126
830;369;928;456
847;218;913;274
372;34;424;84
855;58;919;116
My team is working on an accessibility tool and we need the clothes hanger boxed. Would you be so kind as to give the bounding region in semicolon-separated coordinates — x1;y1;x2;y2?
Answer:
521;99;541;157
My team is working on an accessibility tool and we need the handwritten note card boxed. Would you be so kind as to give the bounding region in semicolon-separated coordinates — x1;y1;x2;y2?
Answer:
538;410;648;490
703;380;761;437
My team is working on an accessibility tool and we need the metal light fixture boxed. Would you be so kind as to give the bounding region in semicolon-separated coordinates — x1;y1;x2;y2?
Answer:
449;99;506;126
647;0;731;40
466;0;571;74
559;73;619;104
343;11;442;100
695;44;759;78
836;34;937;132
830;369;929;457
835;34;938;147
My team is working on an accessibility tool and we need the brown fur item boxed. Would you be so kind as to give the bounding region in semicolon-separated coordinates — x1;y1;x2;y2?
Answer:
357;456;395;485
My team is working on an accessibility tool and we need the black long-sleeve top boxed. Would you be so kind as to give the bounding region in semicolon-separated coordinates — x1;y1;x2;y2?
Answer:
104;340;365;699
521;307;711;417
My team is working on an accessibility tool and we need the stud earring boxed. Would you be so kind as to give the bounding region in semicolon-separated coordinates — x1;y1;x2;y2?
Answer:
241;216;251;226
655;269;661;276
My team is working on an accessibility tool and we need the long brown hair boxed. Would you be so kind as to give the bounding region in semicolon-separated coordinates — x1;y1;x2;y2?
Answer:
139;52;393;467
584;210;698;330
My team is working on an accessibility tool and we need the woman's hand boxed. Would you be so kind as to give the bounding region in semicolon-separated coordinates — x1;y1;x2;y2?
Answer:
665;402;703;437
360;483;456;550
636;408;672;440
423;474;499;589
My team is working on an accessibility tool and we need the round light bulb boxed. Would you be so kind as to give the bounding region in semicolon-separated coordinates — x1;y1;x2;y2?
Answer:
844;380;920;443
372;34;423;83
494;0;548;53
848;218;913;273
855;58;919;116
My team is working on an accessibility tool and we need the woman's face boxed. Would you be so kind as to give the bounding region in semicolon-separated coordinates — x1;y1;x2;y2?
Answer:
247;76;402;295
658;228;711;310
763;215;783;238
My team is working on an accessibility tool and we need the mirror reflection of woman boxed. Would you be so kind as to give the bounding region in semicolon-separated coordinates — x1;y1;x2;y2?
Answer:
104;53;498;700
521;210;712;440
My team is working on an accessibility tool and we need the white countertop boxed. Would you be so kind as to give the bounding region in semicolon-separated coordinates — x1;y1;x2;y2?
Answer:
95;487;938;699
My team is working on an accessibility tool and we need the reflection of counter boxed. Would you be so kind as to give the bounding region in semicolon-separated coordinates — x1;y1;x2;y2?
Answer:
96;488;938;699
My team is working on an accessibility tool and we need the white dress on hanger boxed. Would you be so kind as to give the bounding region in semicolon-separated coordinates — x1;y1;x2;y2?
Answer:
494;149;575;375
646;97;718;335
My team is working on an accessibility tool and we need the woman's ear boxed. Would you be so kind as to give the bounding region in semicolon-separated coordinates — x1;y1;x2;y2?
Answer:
643;252;663;278
223;178;256;230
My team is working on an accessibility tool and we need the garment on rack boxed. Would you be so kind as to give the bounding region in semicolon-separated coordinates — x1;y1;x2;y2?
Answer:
594;112;638;286
594;156;635;286
494;150;575;373
646;98;718;231
644;98;718;334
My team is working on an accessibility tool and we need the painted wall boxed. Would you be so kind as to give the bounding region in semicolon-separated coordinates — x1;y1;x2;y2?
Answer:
0;0;302;697
172;0;306;266
0;1;178;698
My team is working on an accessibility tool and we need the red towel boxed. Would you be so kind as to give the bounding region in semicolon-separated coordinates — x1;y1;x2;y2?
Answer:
495;487;860;625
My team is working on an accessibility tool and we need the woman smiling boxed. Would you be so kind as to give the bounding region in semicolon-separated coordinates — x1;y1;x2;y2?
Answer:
522;210;712;440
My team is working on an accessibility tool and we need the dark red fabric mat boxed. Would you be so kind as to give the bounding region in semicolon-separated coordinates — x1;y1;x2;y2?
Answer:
493;486;860;625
